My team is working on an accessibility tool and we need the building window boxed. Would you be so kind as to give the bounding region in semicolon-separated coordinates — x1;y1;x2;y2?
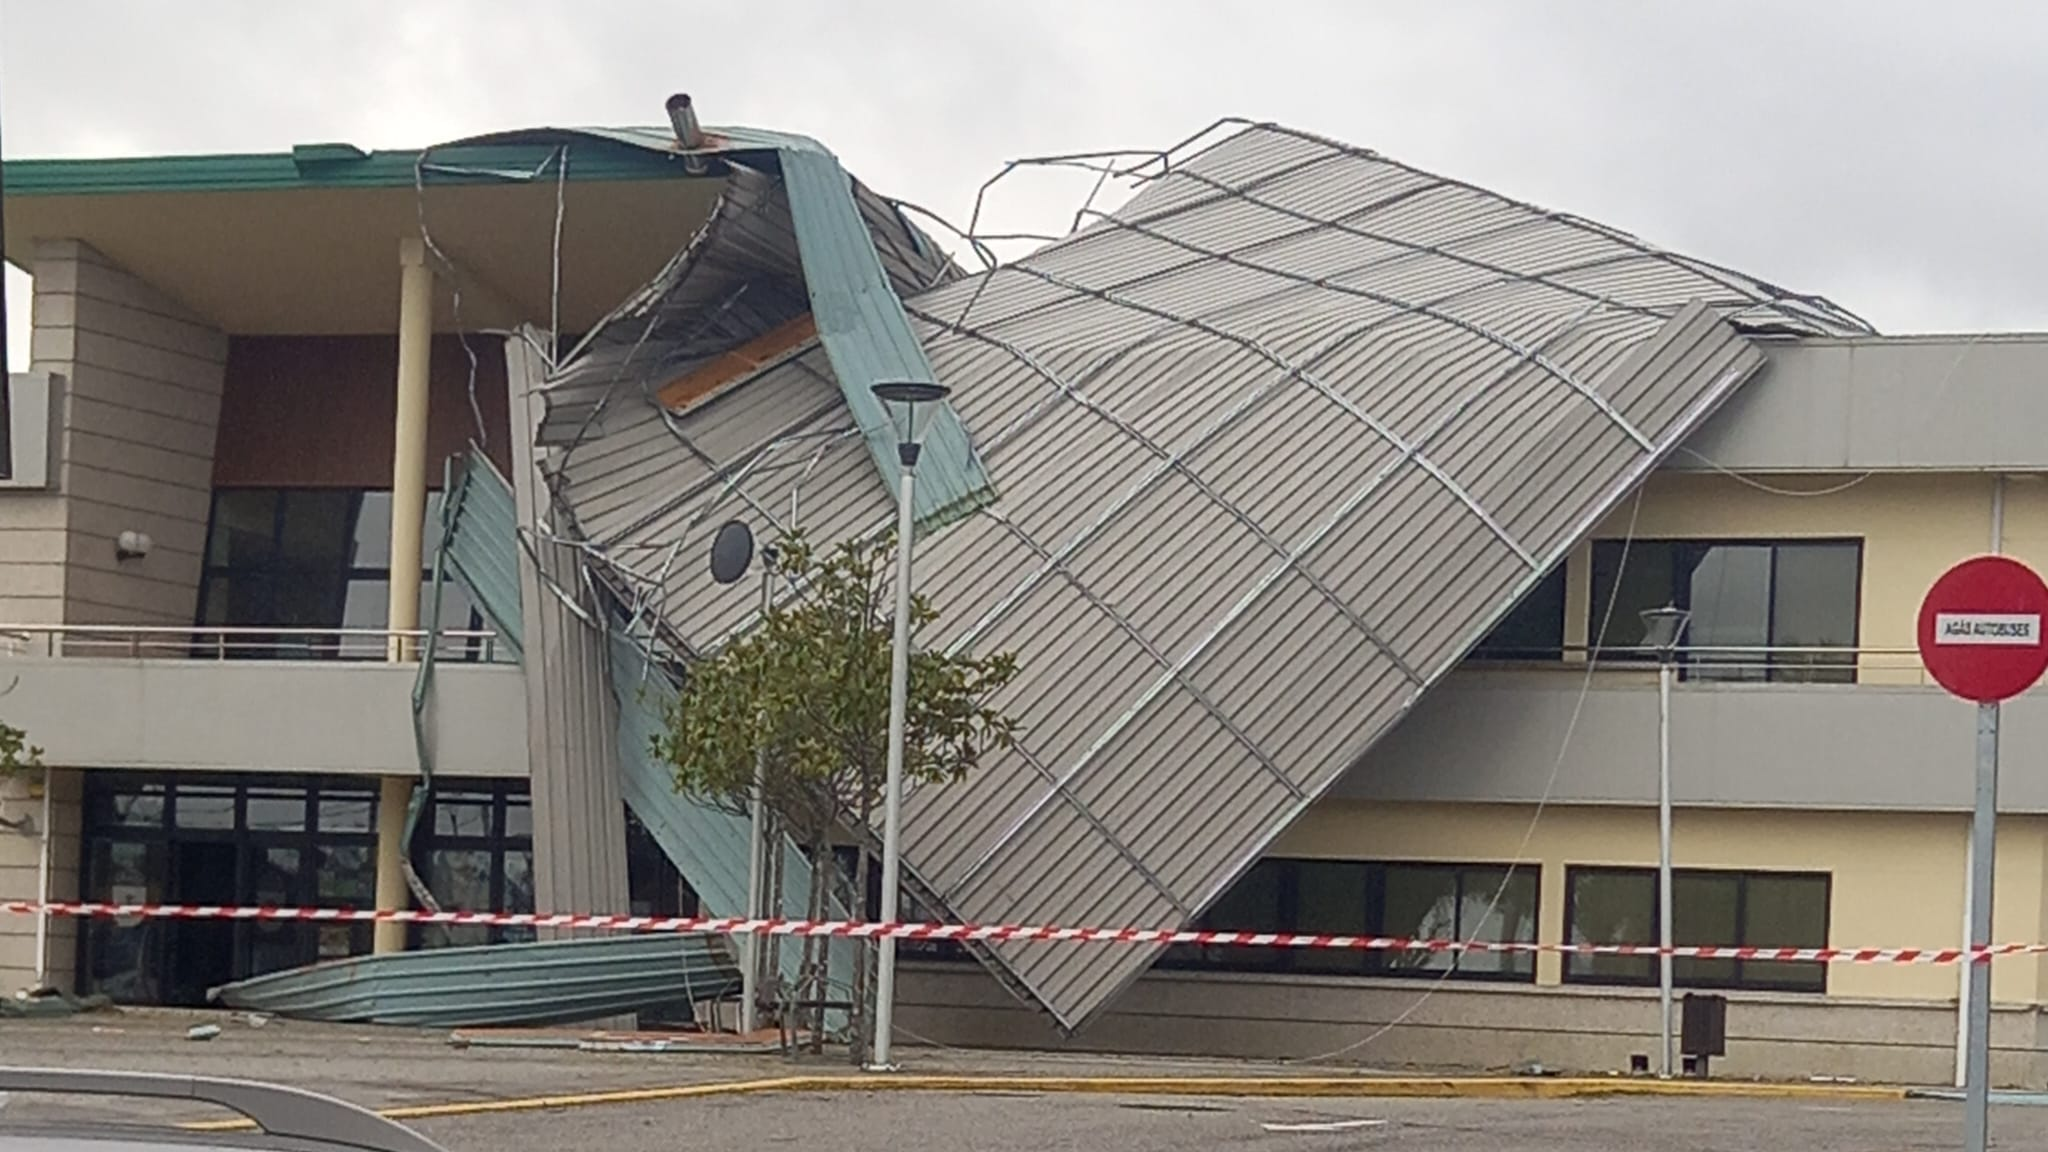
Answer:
197;488;488;660
76;773;383;1006
1159;859;1539;981
626;808;699;919
411;783;534;950
1589;539;1860;682
1563;866;1829;992
1471;566;1567;661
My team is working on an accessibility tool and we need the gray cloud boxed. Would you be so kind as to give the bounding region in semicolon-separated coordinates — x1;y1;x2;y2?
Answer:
6;0;2047;369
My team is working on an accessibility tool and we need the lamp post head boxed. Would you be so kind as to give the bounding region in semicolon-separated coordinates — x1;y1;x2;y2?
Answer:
871;380;952;467
1639;604;1691;656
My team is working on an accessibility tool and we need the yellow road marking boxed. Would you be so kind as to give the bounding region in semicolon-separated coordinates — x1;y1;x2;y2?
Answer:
175;1070;1909;1131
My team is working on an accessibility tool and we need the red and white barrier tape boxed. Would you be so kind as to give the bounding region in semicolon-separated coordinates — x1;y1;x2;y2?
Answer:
2;899;2039;965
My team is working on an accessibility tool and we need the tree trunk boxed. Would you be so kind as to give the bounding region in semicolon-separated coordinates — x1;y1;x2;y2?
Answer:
760;809;784;1037
801;825;831;1054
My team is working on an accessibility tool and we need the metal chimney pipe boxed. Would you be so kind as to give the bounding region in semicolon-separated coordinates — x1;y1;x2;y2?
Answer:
665;93;705;149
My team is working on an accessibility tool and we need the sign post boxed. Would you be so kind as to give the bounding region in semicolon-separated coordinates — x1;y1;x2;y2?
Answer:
1917;555;2048;1152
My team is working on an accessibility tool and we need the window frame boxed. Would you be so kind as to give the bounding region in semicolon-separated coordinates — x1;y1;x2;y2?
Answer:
1561;865;1832;993
408;781;535;949
75;772;383;1002
1587;537;1864;682
1155;858;1542;984
196;486;487;661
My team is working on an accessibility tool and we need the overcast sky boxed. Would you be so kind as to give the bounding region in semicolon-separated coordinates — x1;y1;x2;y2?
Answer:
6;0;2047;369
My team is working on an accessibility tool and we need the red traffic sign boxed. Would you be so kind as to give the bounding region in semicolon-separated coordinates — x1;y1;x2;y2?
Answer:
1918;555;2048;703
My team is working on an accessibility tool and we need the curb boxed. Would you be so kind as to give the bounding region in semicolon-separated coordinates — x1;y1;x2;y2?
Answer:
178;1073;1909;1129
776;1075;1911;1102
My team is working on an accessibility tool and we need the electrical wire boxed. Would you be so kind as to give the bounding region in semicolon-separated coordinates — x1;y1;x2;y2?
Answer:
1287;484;1645;1066
1669;330;1990;500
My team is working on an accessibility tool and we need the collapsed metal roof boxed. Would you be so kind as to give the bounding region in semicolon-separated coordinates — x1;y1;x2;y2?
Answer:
543;121;1871;1031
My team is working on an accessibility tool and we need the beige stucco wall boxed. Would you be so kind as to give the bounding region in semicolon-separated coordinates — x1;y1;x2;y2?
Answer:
18;240;228;626
898;962;2048;1085
0;768;82;996
901;800;2048;1083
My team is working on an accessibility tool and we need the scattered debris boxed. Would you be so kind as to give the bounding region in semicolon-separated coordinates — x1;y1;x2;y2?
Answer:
1260;1119;1387;1133
185;1023;222;1041
446;1026;781;1055
1;988;111;1018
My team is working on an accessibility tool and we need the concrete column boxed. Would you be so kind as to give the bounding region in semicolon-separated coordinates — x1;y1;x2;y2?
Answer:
386;237;433;661
373;237;433;955
373;776;412;954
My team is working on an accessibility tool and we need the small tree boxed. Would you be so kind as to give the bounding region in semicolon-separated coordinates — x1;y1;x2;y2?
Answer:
653;531;1020;1058
0;720;38;776
0;716;45;833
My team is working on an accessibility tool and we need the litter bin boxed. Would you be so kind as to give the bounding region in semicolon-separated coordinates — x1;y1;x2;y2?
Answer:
1681;992;1727;1076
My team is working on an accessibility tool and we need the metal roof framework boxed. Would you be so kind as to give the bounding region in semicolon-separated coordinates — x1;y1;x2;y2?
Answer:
543;121;1872;1031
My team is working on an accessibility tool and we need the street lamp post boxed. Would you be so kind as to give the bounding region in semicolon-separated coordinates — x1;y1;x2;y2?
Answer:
1640;603;1690;1079
741;543;777;1037
867;380;950;1071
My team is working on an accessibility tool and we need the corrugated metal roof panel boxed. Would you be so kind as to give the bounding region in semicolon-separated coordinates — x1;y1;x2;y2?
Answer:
539;129;992;529
546;121;1868;1031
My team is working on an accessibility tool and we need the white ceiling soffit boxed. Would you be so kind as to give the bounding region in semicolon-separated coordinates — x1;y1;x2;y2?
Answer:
545;122;1872;1031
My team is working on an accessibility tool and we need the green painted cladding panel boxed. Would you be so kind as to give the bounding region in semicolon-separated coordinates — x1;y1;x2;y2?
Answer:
440;451;526;660
436;446;851;1029
776;145;996;528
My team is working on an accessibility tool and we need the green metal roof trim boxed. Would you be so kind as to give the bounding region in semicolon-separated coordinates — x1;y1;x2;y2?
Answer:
471;124;995;527
778;144;996;528
4;135;700;197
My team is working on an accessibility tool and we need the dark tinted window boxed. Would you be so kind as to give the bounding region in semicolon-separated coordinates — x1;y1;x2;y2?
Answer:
1564;866;1829;992
1590;539;1860;682
1161;858;1539;981
1471;566;1567;660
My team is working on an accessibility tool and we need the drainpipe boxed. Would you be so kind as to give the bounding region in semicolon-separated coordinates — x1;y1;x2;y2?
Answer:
374;237;434;955
1956;474;2006;1085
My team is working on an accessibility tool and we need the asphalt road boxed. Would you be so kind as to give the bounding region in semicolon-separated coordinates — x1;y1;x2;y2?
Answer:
409;1093;2027;1152
3;1013;2041;1151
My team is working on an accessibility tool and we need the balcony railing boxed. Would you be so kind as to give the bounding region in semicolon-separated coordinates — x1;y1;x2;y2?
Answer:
0;625;510;664
1464;644;1944;687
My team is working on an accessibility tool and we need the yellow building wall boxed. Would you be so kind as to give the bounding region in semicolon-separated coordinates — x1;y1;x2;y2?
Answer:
1279;470;2048;1009
1277;800;2048;1006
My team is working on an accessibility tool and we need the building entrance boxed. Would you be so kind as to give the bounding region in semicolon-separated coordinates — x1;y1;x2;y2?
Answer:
77;772;533;1006
165;841;238;1006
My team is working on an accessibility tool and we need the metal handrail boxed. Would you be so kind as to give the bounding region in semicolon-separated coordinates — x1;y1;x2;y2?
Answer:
0;624;505;663
1464;642;1954;686
1473;643;1914;658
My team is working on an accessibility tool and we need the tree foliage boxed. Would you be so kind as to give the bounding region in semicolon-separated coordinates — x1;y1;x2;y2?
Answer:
654;531;1020;844
0;719;39;779
652;529;1020;1055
